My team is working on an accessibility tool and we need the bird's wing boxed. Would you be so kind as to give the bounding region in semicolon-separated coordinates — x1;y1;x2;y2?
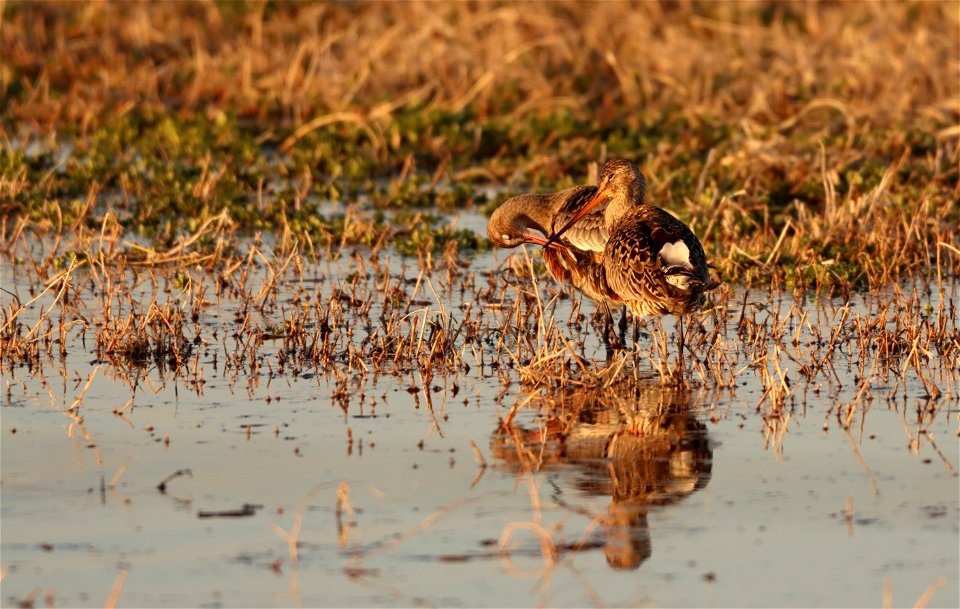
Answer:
544;244;621;305
549;185;609;253
604;218;672;311
648;208;710;281
603;208;711;314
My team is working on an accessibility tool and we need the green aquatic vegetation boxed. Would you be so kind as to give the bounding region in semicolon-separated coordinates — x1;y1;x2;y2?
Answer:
0;147;32;177
388;209;487;256
785;260;866;291
370;172;482;212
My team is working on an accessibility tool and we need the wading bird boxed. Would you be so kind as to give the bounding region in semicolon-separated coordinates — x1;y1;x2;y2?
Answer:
545;158;719;362
547;158;716;316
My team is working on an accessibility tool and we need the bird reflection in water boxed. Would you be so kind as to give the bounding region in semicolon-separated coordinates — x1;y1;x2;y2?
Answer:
489;380;712;570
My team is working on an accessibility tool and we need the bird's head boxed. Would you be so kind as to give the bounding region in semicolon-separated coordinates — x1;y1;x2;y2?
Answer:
487;199;555;249
544;158;646;249
597;158;646;205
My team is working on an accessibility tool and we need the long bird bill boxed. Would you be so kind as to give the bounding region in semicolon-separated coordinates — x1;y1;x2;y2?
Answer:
523;231;567;249
542;189;609;250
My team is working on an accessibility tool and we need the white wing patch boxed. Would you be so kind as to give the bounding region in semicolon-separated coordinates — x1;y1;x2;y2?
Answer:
659;240;692;270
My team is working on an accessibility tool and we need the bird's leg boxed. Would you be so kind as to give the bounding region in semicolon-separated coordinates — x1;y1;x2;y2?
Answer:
603;303;614;340
601;304;614;360
597;303;612;347
599;303;623;351
675;315;686;385
618;308;628;344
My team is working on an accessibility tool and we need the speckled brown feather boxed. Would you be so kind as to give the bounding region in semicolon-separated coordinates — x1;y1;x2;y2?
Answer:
604;206;711;316
544;245;620;306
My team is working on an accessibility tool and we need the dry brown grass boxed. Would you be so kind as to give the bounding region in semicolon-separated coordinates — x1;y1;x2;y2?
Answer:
4;1;956;138
2;1;957;289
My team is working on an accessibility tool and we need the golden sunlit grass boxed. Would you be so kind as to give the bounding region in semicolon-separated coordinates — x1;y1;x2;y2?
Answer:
4;2;956;140
0;5;957;604
1;1;957;288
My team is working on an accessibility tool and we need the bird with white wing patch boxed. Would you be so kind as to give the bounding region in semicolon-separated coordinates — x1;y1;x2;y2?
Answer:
546;157;719;319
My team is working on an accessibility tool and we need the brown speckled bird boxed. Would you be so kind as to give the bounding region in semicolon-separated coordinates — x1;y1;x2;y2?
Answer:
547;158;717;318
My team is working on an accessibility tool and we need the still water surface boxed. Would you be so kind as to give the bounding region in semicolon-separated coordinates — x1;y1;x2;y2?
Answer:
2;238;957;608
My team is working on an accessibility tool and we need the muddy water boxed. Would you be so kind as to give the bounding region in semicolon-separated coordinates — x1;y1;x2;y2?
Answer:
2;231;958;608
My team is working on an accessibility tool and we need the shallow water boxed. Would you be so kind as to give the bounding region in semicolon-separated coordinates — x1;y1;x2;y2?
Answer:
1;231;958;608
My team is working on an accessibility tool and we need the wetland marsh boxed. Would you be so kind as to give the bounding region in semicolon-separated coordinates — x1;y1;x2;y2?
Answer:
2;2;959;607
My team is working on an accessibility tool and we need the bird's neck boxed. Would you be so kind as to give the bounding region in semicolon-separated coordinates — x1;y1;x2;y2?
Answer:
510;197;554;235
604;193;636;230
